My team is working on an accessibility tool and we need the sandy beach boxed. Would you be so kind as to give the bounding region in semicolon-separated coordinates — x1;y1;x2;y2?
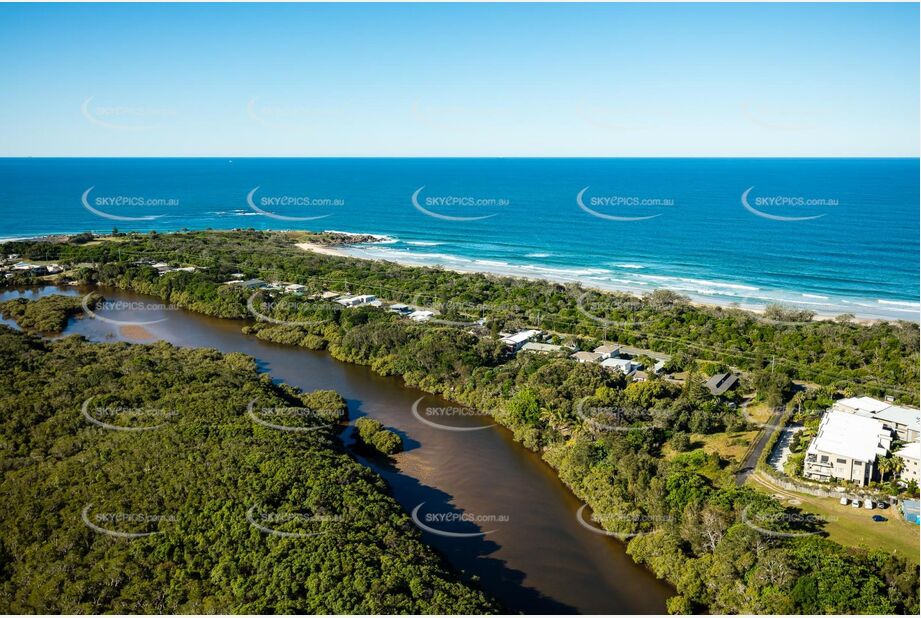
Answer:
293;237;877;324
294;242;351;258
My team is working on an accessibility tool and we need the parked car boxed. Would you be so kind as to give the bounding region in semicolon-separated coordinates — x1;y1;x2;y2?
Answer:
871;515;887;522
839;496;849;505
850;500;860;508
863;499;874;509
876;501;889;509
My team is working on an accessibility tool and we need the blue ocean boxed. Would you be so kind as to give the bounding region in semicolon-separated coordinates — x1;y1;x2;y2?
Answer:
0;158;917;321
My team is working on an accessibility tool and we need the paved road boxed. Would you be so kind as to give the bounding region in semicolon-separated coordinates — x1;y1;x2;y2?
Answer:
735;406;786;485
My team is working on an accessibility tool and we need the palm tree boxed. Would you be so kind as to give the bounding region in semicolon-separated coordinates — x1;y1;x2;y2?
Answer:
889;456;905;482
877;456;893;482
540;406;572;438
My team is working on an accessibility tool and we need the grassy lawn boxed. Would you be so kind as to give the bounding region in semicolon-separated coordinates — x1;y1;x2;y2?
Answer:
742;399;774;425
662;430;760;483
689;430;759;465
748;472;920;564
662;430;759;465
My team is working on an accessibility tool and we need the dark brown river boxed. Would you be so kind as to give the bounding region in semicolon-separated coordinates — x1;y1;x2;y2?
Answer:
1;285;673;614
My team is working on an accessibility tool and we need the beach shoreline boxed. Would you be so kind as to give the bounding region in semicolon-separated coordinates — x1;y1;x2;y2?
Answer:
293;236;893;325
2;229;915;324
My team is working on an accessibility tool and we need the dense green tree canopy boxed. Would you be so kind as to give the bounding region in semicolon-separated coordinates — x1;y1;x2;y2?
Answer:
0;326;496;613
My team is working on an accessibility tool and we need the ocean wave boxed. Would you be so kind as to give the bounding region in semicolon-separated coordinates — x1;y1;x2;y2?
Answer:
353;247;466;264
405;241;442;247
802;293;829;300
525;252;551;258
877;299;919;308
637;274;759;292
613;263;645;269
474;259;510;267
207;209;262;217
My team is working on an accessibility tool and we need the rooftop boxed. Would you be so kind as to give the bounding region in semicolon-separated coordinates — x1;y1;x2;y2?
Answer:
836;396;891;414
705;373;739;396
521;342;563;353
807;411;890;463
876;406;921;431
571;351;603;363
833;396;921;433
601;358;639;374
501;330;541;345
895;442;920;461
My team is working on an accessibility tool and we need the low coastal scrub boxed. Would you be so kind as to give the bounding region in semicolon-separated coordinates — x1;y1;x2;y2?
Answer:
5;229;916;402
354;417;403;455
3;230;919;614
0;326;496;614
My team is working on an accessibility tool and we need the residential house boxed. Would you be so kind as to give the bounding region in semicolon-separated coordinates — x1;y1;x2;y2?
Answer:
894;442;920;484
803;411;891;486
571;351;603;364
336;294;378;307
284;284;308;294
593;344;621;360
705;373;739;397
601;357;641;377
409;310;434;322
520;342;564;354
500;329;541;351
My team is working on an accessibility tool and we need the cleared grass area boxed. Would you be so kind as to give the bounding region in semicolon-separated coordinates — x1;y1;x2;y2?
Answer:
663;431;759;465
743;399;774;425
748;472;920;564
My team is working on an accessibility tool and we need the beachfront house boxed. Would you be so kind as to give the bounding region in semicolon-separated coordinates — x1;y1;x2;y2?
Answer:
336;294;378;307
571;351;603;364
12;261;43;272
409;310;434;322
705;373;740;397
601;357;641;377
833;396;921;442
521;342;564;354
222;278;268;288
284;283;308;294
388;304;414;316
894;442;920;484
500;329;541;351
803;411;892;486
593;344;621;360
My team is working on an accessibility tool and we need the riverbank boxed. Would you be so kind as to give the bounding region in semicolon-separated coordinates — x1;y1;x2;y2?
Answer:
2;228;918;613
0;320;500;614
0;284;674;614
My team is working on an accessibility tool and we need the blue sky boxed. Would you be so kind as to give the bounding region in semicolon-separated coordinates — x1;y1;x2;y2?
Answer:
0;2;917;157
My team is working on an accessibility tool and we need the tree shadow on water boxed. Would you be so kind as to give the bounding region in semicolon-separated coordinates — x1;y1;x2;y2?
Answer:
343;398;577;614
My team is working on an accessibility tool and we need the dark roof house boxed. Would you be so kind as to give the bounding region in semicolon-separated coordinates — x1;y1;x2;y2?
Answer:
705;372;739;397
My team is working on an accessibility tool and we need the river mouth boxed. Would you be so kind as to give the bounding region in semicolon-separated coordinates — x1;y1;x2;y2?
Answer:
2;284;673;614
